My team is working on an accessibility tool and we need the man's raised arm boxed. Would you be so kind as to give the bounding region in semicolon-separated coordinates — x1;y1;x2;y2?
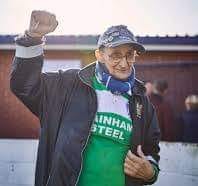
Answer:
10;10;58;117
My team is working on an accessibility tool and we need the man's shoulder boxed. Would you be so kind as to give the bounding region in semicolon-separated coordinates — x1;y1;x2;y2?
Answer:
61;68;80;76
59;68;81;84
133;78;146;95
135;78;144;86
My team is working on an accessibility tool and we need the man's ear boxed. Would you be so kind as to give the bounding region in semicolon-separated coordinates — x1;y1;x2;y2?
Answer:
95;49;105;63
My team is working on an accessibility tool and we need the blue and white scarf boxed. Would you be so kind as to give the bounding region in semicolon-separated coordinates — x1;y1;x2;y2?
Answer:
95;61;135;95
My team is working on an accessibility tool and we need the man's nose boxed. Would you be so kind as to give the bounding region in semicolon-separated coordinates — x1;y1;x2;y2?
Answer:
119;57;128;68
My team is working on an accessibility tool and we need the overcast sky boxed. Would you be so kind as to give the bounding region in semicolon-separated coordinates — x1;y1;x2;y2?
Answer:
0;0;197;36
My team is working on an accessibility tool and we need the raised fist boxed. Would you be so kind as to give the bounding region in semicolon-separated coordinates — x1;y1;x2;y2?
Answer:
26;10;58;38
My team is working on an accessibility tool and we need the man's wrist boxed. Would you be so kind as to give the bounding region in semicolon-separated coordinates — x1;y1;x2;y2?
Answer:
145;163;159;183
15;32;45;47
25;30;43;39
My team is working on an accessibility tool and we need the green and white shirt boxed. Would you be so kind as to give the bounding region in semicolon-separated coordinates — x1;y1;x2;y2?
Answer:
77;75;133;186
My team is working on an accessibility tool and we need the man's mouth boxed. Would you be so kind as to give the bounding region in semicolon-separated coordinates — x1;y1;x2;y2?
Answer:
116;69;129;72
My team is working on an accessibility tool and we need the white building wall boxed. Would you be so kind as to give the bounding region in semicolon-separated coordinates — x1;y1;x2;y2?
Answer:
0;140;37;186
155;142;198;186
0;140;197;186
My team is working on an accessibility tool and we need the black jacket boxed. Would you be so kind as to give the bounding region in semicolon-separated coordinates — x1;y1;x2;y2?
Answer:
179;109;198;143
10;53;160;186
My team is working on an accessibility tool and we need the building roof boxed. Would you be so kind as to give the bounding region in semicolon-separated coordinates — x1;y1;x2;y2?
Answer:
0;35;198;51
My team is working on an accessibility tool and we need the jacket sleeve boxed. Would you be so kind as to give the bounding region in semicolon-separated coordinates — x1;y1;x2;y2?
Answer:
143;97;161;185
10;35;45;117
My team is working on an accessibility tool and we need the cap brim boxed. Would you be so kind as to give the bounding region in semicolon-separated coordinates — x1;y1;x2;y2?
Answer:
110;40;146;55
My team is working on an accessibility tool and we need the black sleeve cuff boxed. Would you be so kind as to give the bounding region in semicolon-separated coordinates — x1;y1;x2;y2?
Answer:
143;161;160;185
15;32;45;47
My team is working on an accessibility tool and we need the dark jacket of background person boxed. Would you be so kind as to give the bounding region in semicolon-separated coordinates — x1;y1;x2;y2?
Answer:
149;86;175;141
10;53;160;186
179;108;198;143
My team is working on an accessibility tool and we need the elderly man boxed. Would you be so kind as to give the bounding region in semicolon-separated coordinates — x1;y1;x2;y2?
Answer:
10;10;160;186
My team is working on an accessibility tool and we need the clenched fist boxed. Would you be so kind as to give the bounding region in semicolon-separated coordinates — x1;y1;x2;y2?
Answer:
26;10;58;38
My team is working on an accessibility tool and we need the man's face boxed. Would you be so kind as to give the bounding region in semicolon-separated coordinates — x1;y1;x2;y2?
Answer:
98;44;136;80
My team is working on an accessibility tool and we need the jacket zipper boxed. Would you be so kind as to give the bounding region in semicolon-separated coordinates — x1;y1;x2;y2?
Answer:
74;78;98;186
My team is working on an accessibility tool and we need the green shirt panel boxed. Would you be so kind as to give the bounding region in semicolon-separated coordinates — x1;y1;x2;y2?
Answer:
77;75;133;186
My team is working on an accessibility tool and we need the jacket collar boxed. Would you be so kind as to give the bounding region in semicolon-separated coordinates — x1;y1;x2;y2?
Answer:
78;61;146;96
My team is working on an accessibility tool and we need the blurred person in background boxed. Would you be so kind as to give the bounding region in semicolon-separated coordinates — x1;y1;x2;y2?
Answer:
179;95;198;143
149;80;175;141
